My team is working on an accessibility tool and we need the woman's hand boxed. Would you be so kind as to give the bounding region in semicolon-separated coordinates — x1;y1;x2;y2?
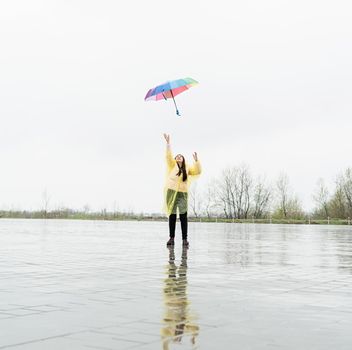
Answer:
193;152;198;161
163;133;170;144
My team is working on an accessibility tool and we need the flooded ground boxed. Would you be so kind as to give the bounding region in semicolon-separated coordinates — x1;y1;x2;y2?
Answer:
0;219;351;349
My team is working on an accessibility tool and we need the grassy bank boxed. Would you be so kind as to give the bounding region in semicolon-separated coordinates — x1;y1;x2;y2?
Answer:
0;210;351;225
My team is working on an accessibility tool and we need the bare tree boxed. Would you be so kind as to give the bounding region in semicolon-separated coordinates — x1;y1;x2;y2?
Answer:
287;196;305;219
189;183;202;218
252;176;271;218
329;180;346;218
341;168;352;217
234;164;252;219
312;178;330;218
275;173;289;218
83;204;91;214
203;181;217;218
273;173;304;219
112;201;119;218
216;165;252;219
216;168;233;218
41;189;51;218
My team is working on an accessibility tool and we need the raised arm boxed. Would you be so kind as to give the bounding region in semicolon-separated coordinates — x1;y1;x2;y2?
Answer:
188;152;202;176
163;133;175;171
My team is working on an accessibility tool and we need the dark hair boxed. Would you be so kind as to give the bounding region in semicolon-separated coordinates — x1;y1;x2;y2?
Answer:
176;156;187;182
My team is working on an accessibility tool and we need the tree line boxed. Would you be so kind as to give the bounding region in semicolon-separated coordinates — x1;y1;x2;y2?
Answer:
189;165;352;220
1;166;351;222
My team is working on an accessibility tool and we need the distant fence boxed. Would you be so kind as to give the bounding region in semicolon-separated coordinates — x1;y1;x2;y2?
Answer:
187;216;352;225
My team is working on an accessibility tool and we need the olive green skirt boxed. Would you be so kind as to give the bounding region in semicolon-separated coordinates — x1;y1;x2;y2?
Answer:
166;189;188;215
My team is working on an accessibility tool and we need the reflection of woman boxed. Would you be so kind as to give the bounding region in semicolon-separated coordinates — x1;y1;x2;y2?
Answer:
161;247;199;350
163;133;202;247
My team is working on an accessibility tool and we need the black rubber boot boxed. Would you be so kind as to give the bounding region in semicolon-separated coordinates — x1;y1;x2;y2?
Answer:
166;238;175;246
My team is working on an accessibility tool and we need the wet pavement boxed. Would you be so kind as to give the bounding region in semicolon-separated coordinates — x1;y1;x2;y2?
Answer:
0;219;352;349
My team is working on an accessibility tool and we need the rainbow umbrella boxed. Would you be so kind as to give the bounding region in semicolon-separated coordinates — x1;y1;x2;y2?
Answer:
144;77;198;116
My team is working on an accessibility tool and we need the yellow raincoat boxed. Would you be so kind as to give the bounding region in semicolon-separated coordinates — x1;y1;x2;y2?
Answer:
164;144;202;216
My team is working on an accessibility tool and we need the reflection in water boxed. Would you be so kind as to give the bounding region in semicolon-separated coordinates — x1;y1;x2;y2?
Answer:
327;229;352;274
161;247;199;350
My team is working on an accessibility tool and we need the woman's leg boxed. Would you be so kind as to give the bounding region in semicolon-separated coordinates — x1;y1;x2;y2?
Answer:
178;192;188;243
166;189;177;246
179;212;188;240
168;214;177;238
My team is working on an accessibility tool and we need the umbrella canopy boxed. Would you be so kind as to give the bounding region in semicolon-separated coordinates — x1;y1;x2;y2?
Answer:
144;77;198;115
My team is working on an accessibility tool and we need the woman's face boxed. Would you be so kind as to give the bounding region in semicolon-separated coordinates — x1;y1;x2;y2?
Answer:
175;154;184;164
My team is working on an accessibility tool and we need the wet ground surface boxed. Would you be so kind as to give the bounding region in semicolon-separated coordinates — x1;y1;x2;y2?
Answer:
0;219;352;349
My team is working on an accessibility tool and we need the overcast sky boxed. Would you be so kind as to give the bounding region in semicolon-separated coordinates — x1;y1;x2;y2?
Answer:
0;0;351;213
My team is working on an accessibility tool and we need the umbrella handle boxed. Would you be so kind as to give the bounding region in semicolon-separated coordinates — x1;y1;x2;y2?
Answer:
170;89;181;116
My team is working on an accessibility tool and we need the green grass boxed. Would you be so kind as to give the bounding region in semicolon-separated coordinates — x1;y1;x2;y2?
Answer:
0;210;351;225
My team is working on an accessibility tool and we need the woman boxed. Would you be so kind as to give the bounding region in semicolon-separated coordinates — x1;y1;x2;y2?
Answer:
161;246;199;348
163;133;202;247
